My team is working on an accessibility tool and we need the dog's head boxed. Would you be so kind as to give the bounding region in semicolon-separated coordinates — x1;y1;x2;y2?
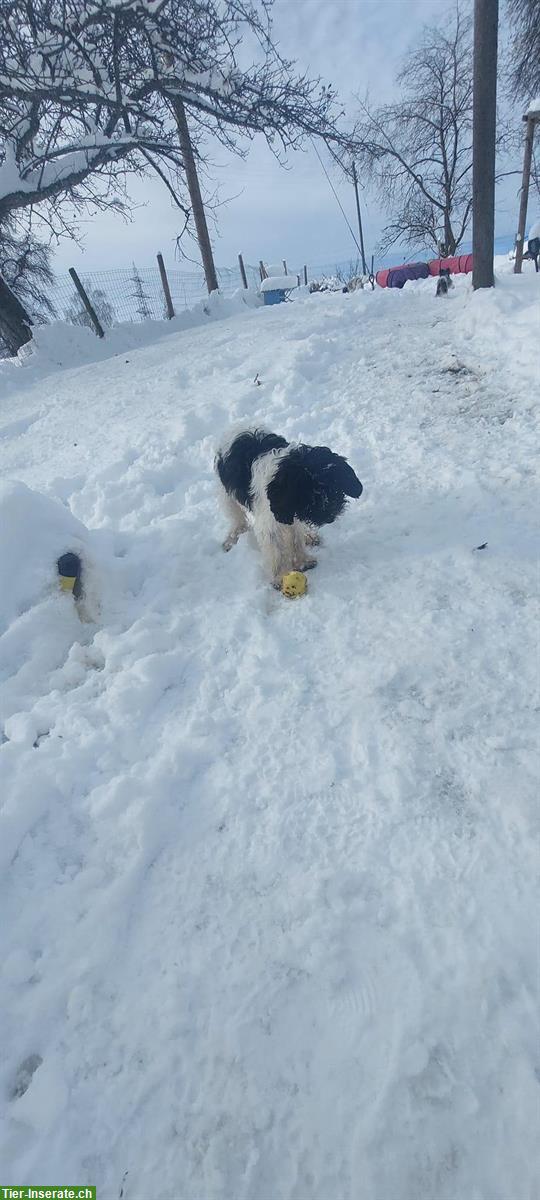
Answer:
267;445;363;527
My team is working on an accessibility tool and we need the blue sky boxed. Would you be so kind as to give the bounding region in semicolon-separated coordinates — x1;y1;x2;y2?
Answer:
54;0;520;276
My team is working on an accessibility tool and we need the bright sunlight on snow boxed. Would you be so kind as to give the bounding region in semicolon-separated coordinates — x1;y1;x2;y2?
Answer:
0;263;539;1200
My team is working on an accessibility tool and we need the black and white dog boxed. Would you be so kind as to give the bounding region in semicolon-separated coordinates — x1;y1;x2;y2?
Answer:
436;267;454;297
215;428;363;585
526;236;539;272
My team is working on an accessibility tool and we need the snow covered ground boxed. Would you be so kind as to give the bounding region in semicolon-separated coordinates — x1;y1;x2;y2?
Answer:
1;262;539;1200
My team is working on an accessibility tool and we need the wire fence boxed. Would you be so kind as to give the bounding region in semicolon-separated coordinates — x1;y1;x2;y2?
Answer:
46;255;367;331
17;232;519;337
50;260;264;327
40;246;455;333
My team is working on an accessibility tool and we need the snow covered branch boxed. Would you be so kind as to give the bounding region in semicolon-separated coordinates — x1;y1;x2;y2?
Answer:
0;0;351;230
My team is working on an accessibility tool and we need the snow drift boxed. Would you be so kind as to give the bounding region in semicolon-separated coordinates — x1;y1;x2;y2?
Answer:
0;258;539;1200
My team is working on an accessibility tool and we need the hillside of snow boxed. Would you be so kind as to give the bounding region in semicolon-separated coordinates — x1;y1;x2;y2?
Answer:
1;264;539;1200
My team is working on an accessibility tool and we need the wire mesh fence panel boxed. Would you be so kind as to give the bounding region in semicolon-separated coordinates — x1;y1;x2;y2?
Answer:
49;261;262;329
45;257;369;335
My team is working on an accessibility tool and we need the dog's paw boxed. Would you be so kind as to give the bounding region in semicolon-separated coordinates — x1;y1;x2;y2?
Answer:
304;531;321;547
301;557;318;571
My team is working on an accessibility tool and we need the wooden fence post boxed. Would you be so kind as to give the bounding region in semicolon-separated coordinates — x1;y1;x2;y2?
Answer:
282;259;288;274
68;269;104;337
259;260;267;281
238;253;248;289
157;253;175;318
303;265;308;286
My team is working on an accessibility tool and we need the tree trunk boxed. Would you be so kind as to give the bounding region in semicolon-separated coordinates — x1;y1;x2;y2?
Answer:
173;99;219;295
0;275;33;356
472;0;499;290
443;215;457;256
441;211;453;256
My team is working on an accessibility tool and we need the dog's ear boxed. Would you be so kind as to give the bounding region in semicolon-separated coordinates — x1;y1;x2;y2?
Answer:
330;455;363;498
267;459;311;524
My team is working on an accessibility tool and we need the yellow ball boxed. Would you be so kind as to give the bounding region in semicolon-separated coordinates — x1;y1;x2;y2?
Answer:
281;571;308;598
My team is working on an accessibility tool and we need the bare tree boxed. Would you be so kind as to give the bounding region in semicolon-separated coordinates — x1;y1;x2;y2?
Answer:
351;10;475;256
0;215;57;355
0;1;184;234
506;0;540;103
0;218;56;321
65;285;116;329
0;0;349;232
0;275;34;357
0;0;355;348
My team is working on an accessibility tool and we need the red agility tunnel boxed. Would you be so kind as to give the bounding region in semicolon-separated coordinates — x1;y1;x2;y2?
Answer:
428;254;473;276
376;253;474;287
375;262;430;289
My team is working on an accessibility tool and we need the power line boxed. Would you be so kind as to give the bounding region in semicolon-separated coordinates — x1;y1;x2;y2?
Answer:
310;139;363;259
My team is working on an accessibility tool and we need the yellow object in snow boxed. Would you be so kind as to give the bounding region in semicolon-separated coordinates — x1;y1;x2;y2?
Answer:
281;571;308;598
57;552;82;598
59;575;77;592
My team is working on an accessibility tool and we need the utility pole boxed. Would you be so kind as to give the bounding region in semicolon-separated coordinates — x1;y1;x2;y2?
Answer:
173;98;219;294
351;163;368;276
472;0;499;290
514;111;539;273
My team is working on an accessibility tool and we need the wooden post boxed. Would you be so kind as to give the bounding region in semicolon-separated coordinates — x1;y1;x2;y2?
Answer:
259;260;267;281
472;0;499;290
303;265;308;285
352;162;368;276
68;269;104;337
157;253;175;318
238;253;248;289
514;114;538;273
173;98;219;294
297;274;300;287
282;259;288;274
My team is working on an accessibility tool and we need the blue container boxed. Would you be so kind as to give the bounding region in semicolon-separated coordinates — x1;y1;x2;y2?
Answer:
263;289;287;306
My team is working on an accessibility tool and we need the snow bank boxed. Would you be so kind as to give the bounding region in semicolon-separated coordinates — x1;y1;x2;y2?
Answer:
0;480;89;634
260;274;299;291
0;481;118;737
0;285;262;394
0;263;539;1200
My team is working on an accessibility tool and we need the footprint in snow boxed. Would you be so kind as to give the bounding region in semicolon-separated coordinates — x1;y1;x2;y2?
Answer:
9;1053;43;1100
0;412;41;440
